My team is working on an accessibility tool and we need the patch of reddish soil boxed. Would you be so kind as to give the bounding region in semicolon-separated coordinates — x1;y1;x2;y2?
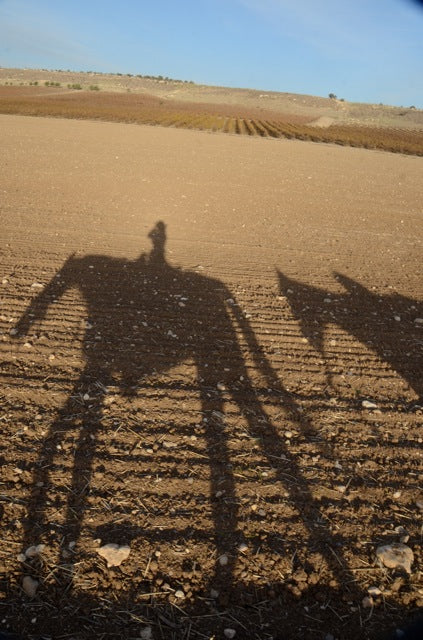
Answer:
0;85;312;123
1;86;422;156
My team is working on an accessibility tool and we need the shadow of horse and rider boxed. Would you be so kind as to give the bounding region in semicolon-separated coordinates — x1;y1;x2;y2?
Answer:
14;220;422;601
278;271;423;404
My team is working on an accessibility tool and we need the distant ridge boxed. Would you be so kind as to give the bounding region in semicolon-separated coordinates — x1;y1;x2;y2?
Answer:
0;66;422;155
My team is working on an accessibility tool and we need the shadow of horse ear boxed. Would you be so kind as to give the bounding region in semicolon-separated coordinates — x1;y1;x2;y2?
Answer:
334;271;367;297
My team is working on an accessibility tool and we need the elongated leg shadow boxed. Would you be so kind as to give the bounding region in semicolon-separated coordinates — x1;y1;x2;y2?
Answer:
197;361;239;592
225;306;359;599
22;366;110;587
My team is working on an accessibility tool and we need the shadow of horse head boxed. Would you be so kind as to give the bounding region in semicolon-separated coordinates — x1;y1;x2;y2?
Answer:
278;269;423;403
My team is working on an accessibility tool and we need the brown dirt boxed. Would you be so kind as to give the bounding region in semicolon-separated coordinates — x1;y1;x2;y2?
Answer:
0;115;422;640
1;85;422;156
0;85;311;124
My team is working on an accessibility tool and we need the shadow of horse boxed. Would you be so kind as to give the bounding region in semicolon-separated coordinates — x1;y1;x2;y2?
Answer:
278;270;423;404
14;222;360;599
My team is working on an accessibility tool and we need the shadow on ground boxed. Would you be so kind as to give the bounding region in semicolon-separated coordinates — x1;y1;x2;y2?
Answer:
1;222;421;639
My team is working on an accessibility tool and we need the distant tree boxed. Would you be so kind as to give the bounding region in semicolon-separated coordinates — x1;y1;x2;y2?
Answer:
328;93;337;99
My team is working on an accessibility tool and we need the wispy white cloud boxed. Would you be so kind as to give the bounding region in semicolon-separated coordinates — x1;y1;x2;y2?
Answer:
0;0;102;68
235;0;423;61
237;0;358;50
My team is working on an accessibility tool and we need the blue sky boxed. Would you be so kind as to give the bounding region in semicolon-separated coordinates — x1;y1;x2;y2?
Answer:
0;0;422;107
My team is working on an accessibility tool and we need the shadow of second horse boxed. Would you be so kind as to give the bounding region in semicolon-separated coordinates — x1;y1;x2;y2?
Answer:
278;269;423;403
15;222;365;603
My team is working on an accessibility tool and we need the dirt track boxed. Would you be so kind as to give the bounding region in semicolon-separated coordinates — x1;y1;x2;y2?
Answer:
0;115;422;639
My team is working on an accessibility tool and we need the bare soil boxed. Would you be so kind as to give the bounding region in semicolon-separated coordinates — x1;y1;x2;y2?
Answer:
0;85;312;124
0;115;422;640
1;81;422;157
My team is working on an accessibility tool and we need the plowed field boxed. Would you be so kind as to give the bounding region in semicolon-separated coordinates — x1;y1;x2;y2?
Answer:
0;86;422;156
0;115;422;640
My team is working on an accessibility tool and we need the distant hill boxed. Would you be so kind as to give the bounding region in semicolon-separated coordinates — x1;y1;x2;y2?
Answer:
0;67;422;155
1;66;422;129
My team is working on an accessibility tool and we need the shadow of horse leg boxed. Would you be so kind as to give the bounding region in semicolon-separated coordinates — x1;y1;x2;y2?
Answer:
23;379;86;551
229;375;358;595
197;360;239;599
58;367;111;576
21;366;109;589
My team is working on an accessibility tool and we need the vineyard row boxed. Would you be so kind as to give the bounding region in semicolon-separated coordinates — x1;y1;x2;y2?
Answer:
1;94;422;156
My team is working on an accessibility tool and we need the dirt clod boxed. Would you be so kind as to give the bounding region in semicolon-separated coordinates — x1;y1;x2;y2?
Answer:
97;543;131;568
376;543;414;574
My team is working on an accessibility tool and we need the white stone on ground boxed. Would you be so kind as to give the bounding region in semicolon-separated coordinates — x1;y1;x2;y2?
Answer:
376;543;414;574
362;400;378;409
97;543;131;568
25;544;45;558
22;576;39;598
